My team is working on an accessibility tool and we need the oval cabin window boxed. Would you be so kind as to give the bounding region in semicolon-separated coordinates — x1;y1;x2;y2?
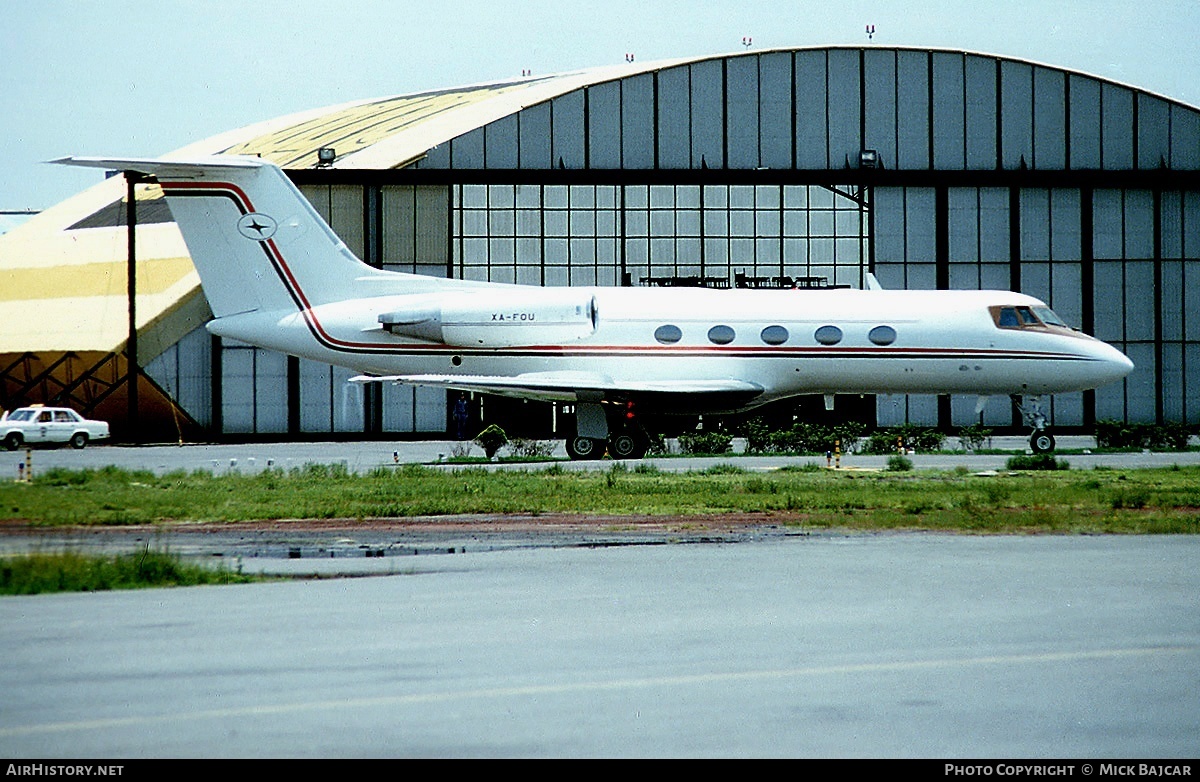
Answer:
654;324;683;344
814;325;843;345
760;325;789;345
868;325;897;345
707;325;736;345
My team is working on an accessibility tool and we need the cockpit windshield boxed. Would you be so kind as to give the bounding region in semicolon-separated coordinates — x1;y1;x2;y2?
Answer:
1033;307;1069;328
991;305;1073;331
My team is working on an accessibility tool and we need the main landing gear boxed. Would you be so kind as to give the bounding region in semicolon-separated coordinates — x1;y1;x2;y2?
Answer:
1011;394;1056;454
565;435;605;460
565;401;651;460
565;431;648;460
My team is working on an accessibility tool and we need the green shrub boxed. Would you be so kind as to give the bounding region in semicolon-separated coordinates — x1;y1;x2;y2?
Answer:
956;423;994;451
473;424;508;459
1158;422;1195;451
506;438;556;459
643;433;671;455
740;418;865;455
864;425;945;455
1006;454;1069;471
1094;420;1196;451
886;454;913;471
740;417;774;454
678;431;733;455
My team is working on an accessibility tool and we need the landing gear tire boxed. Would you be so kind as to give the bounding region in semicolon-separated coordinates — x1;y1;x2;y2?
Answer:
566;436;606;460
608;432;647;460
1030;431;1056;454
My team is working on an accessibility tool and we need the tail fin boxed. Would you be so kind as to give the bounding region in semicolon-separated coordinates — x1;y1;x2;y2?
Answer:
54;155;371;318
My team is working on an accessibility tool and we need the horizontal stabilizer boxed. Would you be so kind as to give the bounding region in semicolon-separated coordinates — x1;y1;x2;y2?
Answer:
52;155;265;178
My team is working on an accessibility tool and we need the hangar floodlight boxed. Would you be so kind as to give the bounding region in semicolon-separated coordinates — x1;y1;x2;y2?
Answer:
859;149;880;169
317;147;336;167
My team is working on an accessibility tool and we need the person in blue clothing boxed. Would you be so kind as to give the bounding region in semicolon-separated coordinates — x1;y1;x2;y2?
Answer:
452;395;470;440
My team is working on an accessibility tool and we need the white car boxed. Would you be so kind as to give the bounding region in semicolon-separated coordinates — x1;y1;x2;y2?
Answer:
1;406;110;450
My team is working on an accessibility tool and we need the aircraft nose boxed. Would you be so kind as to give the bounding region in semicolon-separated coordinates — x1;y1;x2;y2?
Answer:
1096;342;1135;385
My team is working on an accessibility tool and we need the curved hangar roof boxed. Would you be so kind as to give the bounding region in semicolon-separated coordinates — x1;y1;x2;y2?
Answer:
4;46;1200;358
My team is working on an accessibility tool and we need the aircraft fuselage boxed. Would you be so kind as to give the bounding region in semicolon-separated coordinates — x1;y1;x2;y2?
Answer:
208;284;1132;412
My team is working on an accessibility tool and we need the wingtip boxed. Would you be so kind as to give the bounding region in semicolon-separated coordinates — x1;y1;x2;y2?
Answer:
48;156;112;169
49;155;269;174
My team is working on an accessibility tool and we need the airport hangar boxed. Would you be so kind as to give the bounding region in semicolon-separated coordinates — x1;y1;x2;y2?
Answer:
3;45;1200;443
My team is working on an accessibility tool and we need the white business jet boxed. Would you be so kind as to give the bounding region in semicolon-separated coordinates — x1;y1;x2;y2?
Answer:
57;156;1134;458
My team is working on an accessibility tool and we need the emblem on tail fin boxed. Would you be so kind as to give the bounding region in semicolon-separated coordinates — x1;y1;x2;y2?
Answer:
237;212;277;241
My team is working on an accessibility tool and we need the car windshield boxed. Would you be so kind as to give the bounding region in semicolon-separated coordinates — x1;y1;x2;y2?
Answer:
8;409;36;422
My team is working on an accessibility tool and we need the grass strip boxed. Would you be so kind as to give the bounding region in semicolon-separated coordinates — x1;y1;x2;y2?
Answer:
1;462;1198;534
0;548;261;595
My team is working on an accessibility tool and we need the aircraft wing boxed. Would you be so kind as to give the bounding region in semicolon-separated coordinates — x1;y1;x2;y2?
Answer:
349;371;763;408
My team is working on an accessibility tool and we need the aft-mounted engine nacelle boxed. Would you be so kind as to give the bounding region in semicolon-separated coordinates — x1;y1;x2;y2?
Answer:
379;290;598;348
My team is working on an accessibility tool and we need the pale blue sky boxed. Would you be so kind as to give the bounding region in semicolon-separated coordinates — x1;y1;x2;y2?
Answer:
2;0;1197;212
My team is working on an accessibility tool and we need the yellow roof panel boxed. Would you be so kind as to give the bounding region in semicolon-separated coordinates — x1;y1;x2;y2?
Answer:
220;80;547;169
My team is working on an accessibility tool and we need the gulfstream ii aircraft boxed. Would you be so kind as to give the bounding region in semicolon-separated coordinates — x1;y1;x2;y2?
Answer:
57;155;1134;458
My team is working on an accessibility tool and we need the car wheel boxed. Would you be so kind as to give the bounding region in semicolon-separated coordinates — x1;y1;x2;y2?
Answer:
69;432;89;449
3;432;21;451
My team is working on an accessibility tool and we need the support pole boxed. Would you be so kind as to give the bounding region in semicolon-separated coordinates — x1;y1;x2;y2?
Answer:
125;172;140;442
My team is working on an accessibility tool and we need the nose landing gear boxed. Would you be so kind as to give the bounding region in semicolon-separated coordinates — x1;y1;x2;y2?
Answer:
1011;394;1056;453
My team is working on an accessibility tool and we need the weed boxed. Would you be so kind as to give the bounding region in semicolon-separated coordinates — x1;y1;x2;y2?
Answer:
980;482;1011;506
1111;489;1150;510
742;477;778;494
778;462;823;473
697;463;747;475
